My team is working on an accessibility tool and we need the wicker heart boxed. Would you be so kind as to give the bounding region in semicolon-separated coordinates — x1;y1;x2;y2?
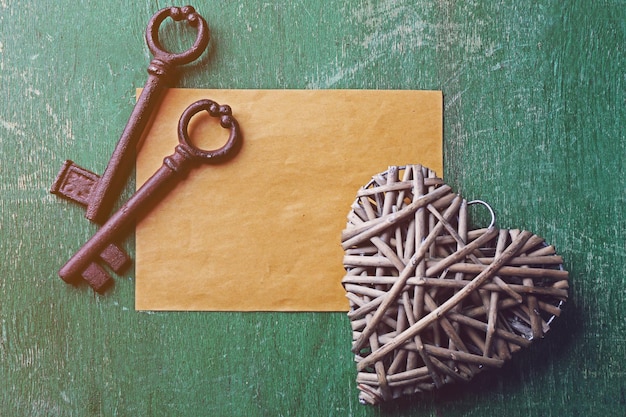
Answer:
341;165;568;405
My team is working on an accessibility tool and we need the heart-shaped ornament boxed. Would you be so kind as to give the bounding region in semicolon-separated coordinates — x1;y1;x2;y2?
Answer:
341;165;568;405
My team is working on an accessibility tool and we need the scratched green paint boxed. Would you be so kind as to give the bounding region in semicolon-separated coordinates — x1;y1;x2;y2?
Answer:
0;0;624;416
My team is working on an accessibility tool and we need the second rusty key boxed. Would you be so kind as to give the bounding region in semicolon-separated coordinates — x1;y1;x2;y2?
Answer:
59;99;242;292
51;6;210;224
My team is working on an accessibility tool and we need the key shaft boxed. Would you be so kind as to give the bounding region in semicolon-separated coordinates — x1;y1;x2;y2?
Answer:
85;6;209;224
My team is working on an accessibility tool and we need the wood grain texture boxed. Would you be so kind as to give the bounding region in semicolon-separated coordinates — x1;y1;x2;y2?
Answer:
0;0;624;416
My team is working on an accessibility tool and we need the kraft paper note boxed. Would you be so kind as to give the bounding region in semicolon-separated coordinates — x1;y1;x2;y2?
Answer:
135;89;442;311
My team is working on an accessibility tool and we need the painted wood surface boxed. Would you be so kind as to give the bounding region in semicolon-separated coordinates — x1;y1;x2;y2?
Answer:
0;1;624;415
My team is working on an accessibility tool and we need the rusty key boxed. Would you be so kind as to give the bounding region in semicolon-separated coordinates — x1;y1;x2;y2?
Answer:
51;6;209;224
59;99;242;292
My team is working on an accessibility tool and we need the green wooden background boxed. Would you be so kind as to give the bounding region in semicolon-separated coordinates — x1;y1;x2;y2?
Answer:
1;0;624;416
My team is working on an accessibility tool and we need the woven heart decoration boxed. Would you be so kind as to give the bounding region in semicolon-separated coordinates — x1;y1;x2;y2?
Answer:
341;165;568;405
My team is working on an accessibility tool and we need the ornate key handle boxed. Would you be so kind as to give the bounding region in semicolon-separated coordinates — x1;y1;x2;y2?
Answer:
177;99;242;162
163;99;242;176
146;6;210;68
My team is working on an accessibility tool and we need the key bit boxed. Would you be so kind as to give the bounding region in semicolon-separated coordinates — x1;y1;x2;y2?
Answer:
51;161;131;274
99;243;132;274
59;99;242;291
60;242;131;289
82;263;114;293
50;160;100;207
